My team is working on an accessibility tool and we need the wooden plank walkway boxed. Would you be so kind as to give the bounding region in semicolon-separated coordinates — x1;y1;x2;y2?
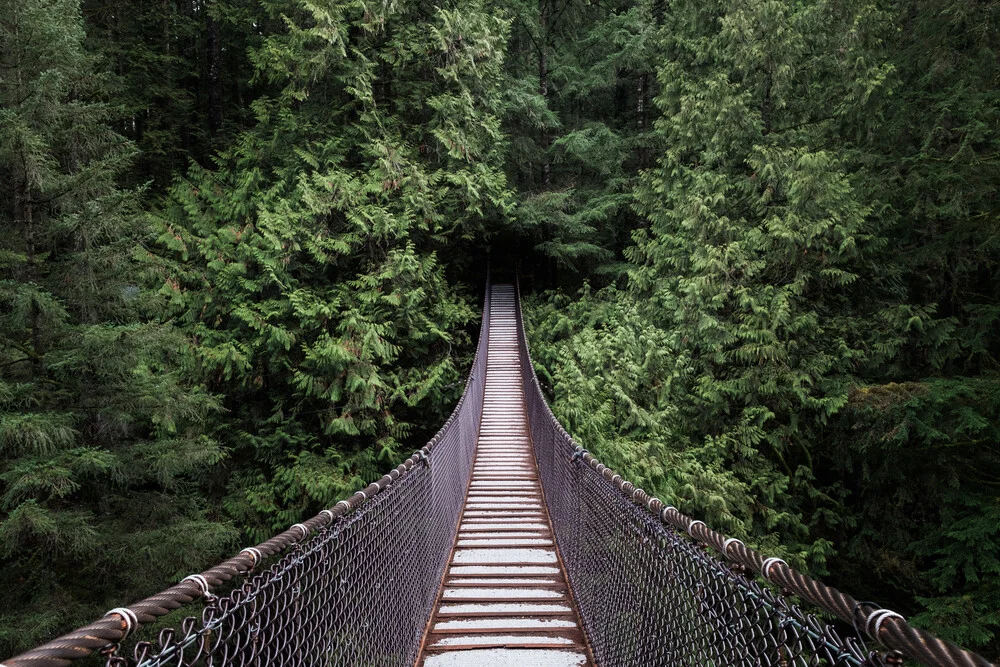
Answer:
416;284;593;667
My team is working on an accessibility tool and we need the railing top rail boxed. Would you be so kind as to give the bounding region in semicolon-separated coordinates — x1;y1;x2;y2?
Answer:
513;275;996;667
2;271;493;667
6;268;994;667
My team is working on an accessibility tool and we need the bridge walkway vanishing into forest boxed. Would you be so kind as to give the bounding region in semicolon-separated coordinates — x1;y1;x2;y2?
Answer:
3;278;996;667
415;285;592;666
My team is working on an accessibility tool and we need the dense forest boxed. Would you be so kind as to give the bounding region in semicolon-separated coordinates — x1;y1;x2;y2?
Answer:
1;0;997;659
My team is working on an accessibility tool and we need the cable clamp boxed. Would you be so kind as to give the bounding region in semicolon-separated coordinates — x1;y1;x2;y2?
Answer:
335;500;351;512
867;609;906;637
240;547;263;569
686;520;705;536
320;509;335;523
723;537;744;555
291;523;309;540
659;505;677;522
105;607;139;640
181;574;213;600
761;557;787;581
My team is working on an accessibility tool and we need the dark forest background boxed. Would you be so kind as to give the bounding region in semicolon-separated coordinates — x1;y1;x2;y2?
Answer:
1;0;998;658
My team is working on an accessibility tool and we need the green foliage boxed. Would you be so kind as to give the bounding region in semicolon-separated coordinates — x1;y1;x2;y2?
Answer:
2;0;999;658
501;0;655;279
620;0;896;568
82;0;270;190
837;377;1000;649
153;0;512;538
526;287;771;543
0;0;235;654
526;0;1000;655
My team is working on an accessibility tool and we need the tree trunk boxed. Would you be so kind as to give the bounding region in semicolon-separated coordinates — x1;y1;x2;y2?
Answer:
538;0;550;189
761;70;772;136
11;23;44;372
206;7;223;138
15;178;43;373
637;72;648;168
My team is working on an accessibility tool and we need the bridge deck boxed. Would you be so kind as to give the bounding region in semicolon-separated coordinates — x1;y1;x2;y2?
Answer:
417;284;592;667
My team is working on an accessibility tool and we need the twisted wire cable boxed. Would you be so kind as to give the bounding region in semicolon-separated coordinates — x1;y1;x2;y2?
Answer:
1;277;494;667
512;276;996;667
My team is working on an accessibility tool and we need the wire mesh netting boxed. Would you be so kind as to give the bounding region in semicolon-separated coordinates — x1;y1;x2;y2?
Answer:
93;290;492;667
6;277;996;667
513;286;874;667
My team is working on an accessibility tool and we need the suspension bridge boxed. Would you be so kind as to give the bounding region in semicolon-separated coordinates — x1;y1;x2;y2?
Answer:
3;279;995;667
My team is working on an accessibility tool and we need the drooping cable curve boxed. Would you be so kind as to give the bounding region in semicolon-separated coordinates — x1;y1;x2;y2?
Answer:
2;272;995;667
0;279;492;667
512;277;996;667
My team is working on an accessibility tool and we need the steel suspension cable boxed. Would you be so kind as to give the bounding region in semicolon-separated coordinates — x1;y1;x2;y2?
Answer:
5;270;995;667
512;277;996;667
1;276;493;667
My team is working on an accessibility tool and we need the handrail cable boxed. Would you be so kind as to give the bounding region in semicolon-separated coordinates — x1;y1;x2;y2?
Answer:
2;269;996;667
1;272;492;667
512;274;996;667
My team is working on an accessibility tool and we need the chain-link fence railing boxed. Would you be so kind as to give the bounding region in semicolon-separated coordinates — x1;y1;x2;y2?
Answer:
1;282;491;667
513;279;995;667
6;272;995;667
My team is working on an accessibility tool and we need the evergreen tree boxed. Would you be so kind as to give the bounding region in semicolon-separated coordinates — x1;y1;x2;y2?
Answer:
829;0;1000;650
525;287;762;539
0;0;234;653
526;0;1000;654
501;0;655;281
153;0;512;538
81;0;269;191
624;0;898;567
2;0;998;656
